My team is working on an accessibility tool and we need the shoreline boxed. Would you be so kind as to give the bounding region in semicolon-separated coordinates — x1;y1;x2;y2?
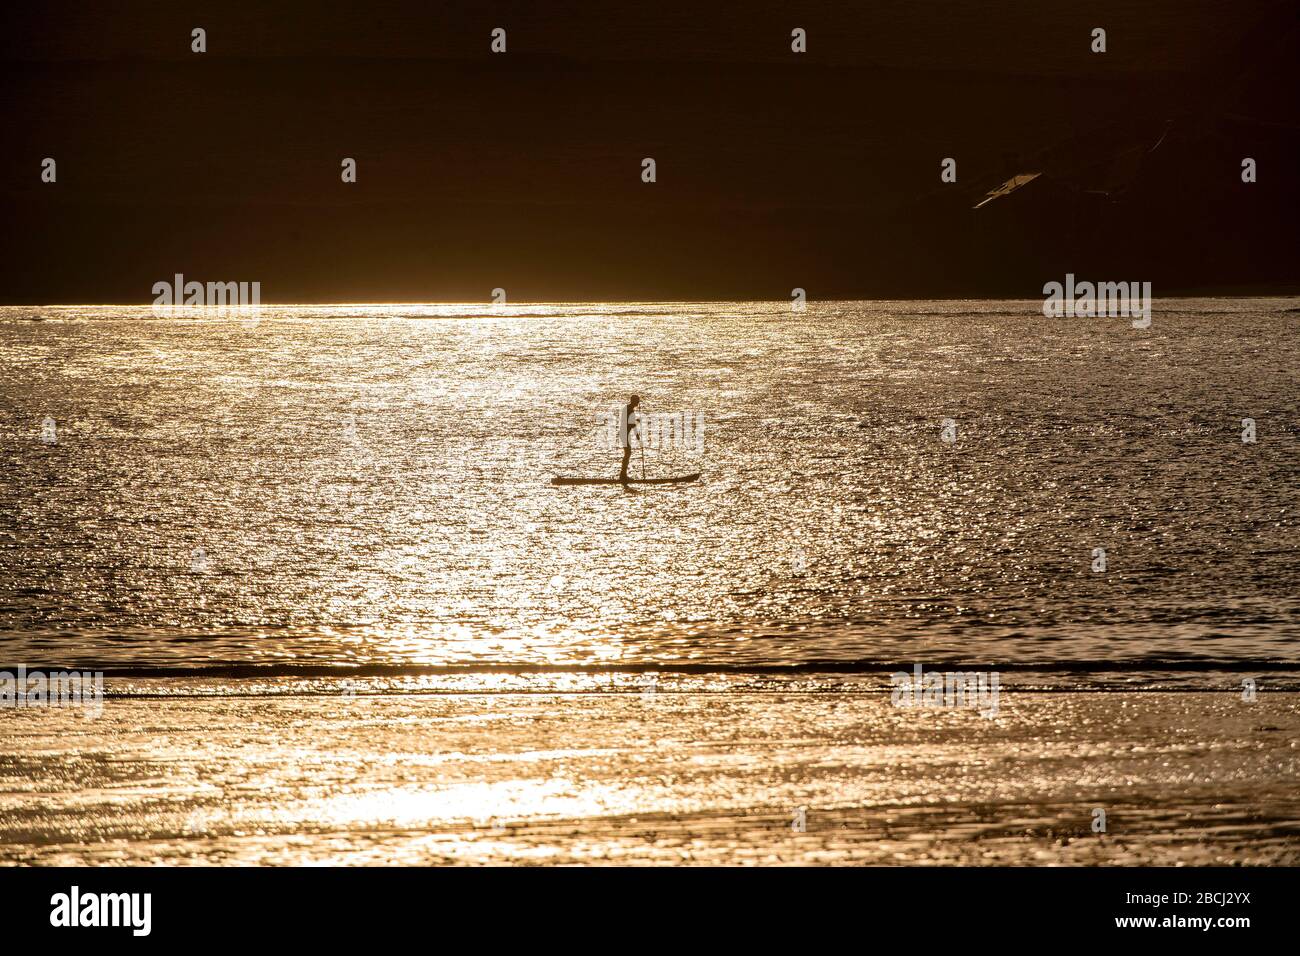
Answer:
3;686;1297;865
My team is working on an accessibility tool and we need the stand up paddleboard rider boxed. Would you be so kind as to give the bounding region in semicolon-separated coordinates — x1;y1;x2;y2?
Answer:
619;395;642;483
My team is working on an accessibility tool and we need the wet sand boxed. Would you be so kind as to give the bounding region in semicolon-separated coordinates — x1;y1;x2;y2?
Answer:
2;684;1297;865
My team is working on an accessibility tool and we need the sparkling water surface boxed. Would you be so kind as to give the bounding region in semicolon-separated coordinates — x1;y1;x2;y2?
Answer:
2;299;1297;671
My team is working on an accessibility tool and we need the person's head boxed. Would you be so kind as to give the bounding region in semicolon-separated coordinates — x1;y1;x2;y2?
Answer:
629;395;640;409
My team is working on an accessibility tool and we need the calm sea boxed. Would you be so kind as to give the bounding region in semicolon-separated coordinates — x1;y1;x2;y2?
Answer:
2;299;1297;678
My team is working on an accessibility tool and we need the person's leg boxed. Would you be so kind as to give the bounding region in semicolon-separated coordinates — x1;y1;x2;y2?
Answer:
620;443;631;481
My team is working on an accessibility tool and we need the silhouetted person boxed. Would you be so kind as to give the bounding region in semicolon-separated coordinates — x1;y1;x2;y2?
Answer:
619;395;641;483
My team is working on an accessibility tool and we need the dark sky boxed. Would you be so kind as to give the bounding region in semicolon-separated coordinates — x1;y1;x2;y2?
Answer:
1;1;1296;302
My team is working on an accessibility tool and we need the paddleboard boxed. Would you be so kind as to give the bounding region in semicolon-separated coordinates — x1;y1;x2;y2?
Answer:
551;473;700;486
